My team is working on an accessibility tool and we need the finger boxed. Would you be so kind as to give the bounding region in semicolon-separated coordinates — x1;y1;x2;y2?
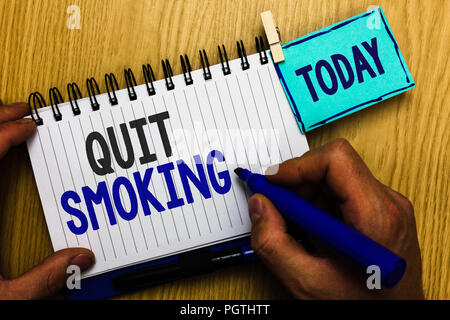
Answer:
266;139;394;237
266;139;375;195
384;186;414;215
0;118;36;158
248;194;325;295
2;248;94;299
0;102;30;123
269;139;382;199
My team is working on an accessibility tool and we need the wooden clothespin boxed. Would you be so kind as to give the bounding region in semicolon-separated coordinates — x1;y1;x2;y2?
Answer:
260;10;285;63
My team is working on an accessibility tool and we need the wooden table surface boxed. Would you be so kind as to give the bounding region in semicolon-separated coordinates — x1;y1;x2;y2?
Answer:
0;0;448;299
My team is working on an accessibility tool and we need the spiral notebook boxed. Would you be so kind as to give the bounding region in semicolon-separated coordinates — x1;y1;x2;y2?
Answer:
26;40;309;279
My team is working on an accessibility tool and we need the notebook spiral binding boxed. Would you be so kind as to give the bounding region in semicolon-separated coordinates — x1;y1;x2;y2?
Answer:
28;38;267;125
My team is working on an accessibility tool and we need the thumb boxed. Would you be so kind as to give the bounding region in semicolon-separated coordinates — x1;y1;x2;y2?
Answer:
248;194;322;295
2;248;94;299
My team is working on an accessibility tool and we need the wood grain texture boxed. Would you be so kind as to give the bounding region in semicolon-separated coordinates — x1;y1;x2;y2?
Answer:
0;0;448;299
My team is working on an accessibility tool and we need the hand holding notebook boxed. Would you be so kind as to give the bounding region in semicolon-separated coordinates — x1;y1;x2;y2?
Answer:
0;100;95;299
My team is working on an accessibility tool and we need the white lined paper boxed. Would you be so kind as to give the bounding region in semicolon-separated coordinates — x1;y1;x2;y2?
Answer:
26;52;309;278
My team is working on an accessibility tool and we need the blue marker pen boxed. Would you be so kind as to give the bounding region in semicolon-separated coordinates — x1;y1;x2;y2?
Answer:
234;167;406;288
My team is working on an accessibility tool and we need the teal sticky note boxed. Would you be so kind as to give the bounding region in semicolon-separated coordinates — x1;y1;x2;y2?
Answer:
275;7;415;133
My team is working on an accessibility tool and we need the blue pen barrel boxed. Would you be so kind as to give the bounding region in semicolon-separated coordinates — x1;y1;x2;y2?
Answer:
241;170;406;288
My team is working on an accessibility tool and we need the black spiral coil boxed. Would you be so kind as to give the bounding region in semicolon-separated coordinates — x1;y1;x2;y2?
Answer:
124;68;138;101
237;40;250;70
255;36;268;65
27;39;268;125
48;87;63;121
180;54;193;85
218;44;231;75
67;82;82;115
105;73;119;105
199;49;212;80
142;64;156;96
86;77;101;111
28;92;45;125
161;59;175;91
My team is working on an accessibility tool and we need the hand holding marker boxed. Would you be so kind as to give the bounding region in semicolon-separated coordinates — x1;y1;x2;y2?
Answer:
234;167;406;288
